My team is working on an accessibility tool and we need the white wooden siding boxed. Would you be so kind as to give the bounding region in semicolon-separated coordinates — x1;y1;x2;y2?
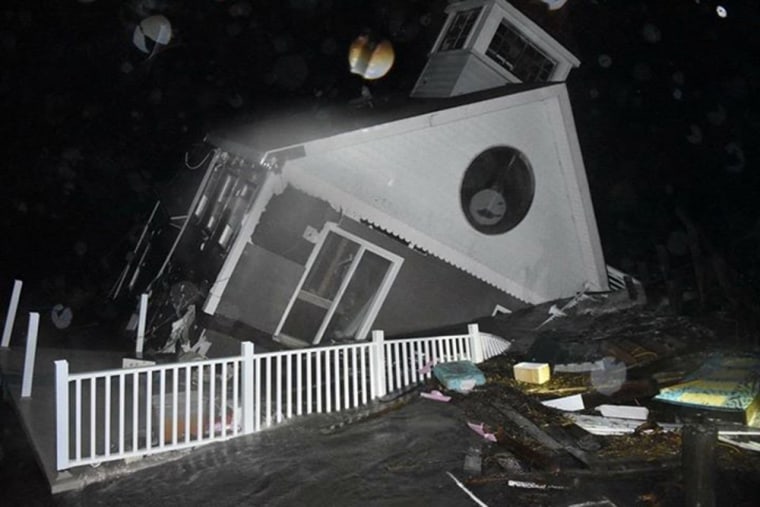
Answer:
281;85;605;303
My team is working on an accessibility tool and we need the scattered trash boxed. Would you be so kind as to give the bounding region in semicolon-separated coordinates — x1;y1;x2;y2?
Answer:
446;472;489;507
418;358;436;376
420;390;451;402
718;435;760;452
513;362;551;384
542;393;585;411
568;414;680;436
122;357;156;368
654;353;760;426
433;360;486;393
161;304;196;354
492;451;523;472
554;358;608;373
507;479;566;490
536;284;590;328
467;421;498;442
595;404;649;420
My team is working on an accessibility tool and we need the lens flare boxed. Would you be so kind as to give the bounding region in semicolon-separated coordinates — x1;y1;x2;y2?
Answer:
348;35;395;80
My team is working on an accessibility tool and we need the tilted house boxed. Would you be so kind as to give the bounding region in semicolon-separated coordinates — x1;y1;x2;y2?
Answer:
148;0;608;348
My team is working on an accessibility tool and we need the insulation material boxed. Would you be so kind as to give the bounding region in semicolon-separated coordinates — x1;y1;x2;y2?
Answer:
433;361;486;393
655;354;760;427
513;362;551;384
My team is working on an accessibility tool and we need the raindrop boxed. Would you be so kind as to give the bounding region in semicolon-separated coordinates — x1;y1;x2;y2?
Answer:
74;241;88;257
120;61;134;74
724;141;744;173
672;88;683;100
590;357;626;396
597;54;612;68
227;92;244;108
420;13;432;27
641;23;661;43
672;71;685;85
51;304;73;330
228;1;252;17
539;0;568;11
686;124;703;144
62;147;83;162
348;35;395;80
706;104;726;126
716;5;727;18
589;88;599;99
148;88;163;105
132;15;172;54
272;33;294;53
226;23;243;37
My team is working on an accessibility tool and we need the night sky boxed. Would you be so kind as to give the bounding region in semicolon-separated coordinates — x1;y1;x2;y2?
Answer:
1;0;758;319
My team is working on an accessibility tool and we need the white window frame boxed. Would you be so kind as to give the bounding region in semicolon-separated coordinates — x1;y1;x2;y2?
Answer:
274;222;404;345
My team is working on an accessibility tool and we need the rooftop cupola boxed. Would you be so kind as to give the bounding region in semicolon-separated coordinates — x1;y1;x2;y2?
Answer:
411;0;580;98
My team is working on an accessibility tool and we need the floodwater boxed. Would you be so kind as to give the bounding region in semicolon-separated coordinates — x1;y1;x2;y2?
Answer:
55;397;483;507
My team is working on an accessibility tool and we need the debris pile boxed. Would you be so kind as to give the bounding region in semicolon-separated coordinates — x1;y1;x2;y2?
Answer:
417;291;760;505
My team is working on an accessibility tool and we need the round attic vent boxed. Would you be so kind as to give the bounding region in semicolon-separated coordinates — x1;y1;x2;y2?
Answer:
460;146;534;234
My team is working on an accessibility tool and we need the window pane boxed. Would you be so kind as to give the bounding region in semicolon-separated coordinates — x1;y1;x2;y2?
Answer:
302;232;360;301
439;7;482;51
486;19;556;82
323;251;391;341
280;298;328;340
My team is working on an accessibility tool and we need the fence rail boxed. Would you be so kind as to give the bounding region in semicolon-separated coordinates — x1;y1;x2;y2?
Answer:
55;324;509;471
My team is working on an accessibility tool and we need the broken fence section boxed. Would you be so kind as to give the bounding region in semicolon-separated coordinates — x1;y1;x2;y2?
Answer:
55;324;509;471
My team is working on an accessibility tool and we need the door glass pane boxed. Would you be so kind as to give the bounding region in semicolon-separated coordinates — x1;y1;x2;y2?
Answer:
323;251;391;341
280;298;328;340
302;232;359;301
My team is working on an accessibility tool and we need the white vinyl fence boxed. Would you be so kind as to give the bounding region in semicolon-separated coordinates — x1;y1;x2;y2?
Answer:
55;324;509;471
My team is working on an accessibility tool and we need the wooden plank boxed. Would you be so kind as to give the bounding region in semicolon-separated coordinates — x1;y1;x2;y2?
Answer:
490;399;593;467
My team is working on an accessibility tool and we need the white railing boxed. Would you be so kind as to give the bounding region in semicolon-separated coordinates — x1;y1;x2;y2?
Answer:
55;343;253;470
55;324;508;471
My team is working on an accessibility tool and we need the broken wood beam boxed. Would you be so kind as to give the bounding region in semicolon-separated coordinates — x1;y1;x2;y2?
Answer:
490;399;592;467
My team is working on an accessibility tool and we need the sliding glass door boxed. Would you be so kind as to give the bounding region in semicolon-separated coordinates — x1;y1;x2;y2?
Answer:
275;224;402;345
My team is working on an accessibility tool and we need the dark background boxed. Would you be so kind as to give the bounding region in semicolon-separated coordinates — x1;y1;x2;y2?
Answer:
1;0;758;325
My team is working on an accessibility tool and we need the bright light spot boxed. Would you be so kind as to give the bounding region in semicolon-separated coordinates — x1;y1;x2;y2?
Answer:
132;15;172;54
539;0;568;11
348;35;395;80
716;5;727;17
672;88;683;100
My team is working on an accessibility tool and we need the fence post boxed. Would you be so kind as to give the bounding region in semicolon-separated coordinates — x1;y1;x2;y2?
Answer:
468;324;484;363
240;341;255;434
136;293;148;357
1;279;22;348
21;313;40;398
372;330;386;398
55;360;70;471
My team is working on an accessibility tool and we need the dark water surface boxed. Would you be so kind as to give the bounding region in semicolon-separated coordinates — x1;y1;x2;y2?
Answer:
57;398;481;506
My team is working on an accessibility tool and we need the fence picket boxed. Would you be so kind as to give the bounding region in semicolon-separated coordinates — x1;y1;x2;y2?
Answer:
56;330;509;471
